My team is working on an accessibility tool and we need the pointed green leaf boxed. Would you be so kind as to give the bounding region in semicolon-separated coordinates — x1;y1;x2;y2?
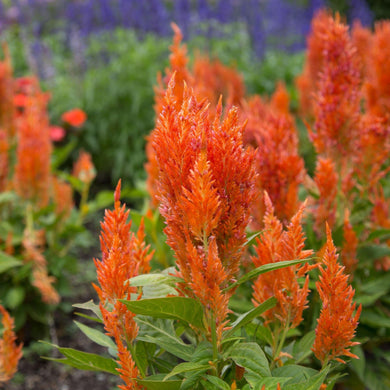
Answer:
225;297;277;338
357;244;390;261
45;344;118;375
73;300;103;320
224;258;313;292
137;374;182;390
0;251;22;273
164;362;210;381
204;375;231;390
229;342;271;382
293;330;315;362
74;321;117;351
128;273;183;287
254;377;292;390
120;297;205;329
283;367;329;390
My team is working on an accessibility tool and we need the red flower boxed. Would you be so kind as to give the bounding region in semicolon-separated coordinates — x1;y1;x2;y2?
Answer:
61;108;87;127
49;126;65;142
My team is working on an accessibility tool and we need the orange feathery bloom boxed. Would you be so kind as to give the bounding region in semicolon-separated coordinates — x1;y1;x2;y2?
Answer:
0;130;9;192
243;92;305;227
193;55;245;109
94;181;153;387
154;23;194;115
61;108;87;127
52;176;74;220
312;225;361;365
312;157;338;235
370;186;390;271
73;150;96;184
13;90;52;208
341;209;358;275
0;305;23;383
0;44;15;138
365;21;390;118
252;193;313;329
152;78;256;340
351;21;372;81
295;9;330;118
310;13;361;160
270;82;290;116
22;227;60;304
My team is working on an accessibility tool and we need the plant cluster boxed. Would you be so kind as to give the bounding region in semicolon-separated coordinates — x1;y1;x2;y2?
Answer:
45;10;390;389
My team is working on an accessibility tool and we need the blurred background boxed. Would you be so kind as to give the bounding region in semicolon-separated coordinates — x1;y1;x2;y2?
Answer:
0;0;385;197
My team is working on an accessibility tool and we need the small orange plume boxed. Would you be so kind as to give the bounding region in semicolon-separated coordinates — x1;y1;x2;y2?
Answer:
52;176;74;220
341;209;358;275
312;157;338;235
251;193;314;329
13;85;52;208
312;225;361;365
72;150;96;184
94;181;153;388
0;305;23;383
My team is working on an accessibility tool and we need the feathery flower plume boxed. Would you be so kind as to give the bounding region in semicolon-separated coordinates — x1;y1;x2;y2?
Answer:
51;176;74;220
252;193;313;329
0;130;8;192
152;77;256;341
312;157;338;235
0;44;15;138
295;9;330;118
0;305;23;383
365;21;390;118
22;227;60;304
73;150;96;185
351;21;372;80
94;181;153;388
243;88;305;227
341;209;358;275
13;86;52;208
310;13;361;161
312;225;361;365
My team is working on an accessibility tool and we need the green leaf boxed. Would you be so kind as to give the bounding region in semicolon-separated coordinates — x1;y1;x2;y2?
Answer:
0;251;23;273
246;231;261;246
224;258;313;292
357;244;390;261
4;286;25;309
128;273;183;287
164;362;210;381
73;300;103;320
51;138;77;169
225;297;277;338
204;375;231;390
367;229;390;242
229;342;271;384
253;377;292;390
283;367;329;390
350;345;365;382
137;374;182;390
74;321;117;351
136;317;195;361
45;344;119;375
119;297;205;329
360;310;390;328
272;365;318;383
293;330;315;362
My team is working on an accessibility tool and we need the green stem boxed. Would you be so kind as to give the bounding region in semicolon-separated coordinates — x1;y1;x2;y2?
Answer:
210;317;219;375
272;312;291;368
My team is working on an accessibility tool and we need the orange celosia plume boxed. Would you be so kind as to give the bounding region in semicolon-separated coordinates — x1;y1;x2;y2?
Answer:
0;305;23;383
310;13;361;161
61;108;87;127
341;209;358;275
94;181;153;388
73;150;96;185
251;193;314;329
151;76;256;340
13;84;52;208
312;225;361;365
51;176;74;220
243;87;305;227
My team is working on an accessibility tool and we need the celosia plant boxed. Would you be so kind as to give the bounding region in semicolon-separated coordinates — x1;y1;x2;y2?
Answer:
52;76;361;390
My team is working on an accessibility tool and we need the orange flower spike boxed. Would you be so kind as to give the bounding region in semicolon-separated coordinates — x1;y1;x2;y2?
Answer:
365;21;390;117
133;217;154;275
32;267;60;305
270;82;290;116
52;176;74;220
0;305;23;383
61;108;87;127
351;21;372;80
341;209;358;275
0;44;16;138
0;130;9;192
14;91;52;208
312;225;361;365
311;13;361;159
313;157;338;235
73;150;96;185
